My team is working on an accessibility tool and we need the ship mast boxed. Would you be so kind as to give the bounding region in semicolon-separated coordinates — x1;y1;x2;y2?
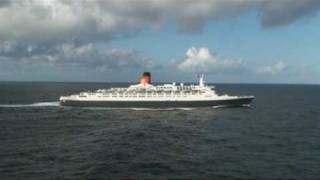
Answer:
199;74;205;87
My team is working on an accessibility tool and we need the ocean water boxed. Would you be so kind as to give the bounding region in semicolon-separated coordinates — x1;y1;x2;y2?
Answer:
0;82;319;179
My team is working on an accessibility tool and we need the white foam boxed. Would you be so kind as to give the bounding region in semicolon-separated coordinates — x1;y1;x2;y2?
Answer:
212;105;229;109
129;107;195;111
0;102;60;108
212;104;251;109
82;107;195;111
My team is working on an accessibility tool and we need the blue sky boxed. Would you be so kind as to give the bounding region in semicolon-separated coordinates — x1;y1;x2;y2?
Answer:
0;0;320;84
102;11;320;83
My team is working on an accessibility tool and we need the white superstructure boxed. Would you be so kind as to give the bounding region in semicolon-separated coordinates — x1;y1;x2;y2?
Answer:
60;74;242;102
59;72;254;108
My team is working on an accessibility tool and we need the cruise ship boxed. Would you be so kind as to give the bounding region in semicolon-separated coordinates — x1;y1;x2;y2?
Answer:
60;72;254;108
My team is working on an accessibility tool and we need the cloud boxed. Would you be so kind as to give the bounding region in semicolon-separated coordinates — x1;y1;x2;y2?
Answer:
0;0;10;7
0;0;319;43
260;0;320;27
0;42;155;70
0;0;317;82
256;61;289;75
175;47;244;74
174;47;292;77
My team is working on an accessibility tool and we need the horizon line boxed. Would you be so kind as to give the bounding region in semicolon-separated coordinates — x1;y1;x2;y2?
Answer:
0;80;319;86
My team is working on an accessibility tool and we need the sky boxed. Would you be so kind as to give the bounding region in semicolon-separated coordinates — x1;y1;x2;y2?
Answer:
0;0;320;84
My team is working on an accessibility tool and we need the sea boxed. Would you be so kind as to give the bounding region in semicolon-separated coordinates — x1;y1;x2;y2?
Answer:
0;82;319;179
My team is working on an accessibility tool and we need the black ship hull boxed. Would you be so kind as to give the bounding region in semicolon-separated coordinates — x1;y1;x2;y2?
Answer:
60;97;254;108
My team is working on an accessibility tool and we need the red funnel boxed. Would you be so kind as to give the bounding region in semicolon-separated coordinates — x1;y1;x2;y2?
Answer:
140;72;151;86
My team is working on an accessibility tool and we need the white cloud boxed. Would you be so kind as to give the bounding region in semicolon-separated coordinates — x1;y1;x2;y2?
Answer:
176;47;243;73
256;61;289;75
175;47;292;76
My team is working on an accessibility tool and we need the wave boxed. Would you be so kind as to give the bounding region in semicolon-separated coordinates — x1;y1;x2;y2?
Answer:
0;101;60;108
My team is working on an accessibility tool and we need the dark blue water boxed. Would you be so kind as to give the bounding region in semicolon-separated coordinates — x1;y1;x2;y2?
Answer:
0;82;319;179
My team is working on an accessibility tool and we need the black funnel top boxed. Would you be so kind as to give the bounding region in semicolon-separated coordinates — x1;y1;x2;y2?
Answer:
143;72;151;77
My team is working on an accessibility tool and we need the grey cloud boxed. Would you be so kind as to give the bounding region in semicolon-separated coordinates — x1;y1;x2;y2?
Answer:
260;0;320;27
0;42;155;70
0;0;318;81
0;0;319;43
0;0;10;7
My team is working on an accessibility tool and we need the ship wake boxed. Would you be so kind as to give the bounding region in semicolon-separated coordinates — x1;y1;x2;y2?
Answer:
0;102;60;108
212;104;251;109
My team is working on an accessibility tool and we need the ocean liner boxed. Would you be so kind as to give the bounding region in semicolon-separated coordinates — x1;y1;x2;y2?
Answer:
60;72;254;108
